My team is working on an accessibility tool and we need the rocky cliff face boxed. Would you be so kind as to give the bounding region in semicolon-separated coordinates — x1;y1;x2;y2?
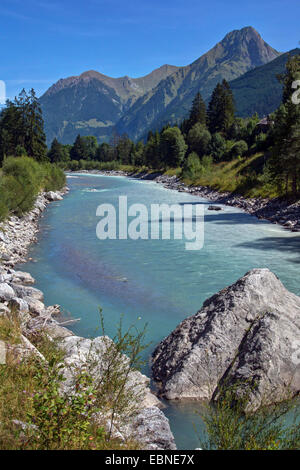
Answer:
152;269;300;411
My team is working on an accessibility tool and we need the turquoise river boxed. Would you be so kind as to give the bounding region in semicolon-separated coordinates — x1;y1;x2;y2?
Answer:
17;173;300;449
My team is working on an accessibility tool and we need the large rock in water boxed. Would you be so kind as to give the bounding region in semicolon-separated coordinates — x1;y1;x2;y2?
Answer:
152;269;300;411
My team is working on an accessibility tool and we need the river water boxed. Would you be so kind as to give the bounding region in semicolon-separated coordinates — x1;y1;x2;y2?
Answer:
18;173;300;449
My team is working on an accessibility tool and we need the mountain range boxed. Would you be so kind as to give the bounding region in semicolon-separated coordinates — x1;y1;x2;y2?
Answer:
40;27;289;145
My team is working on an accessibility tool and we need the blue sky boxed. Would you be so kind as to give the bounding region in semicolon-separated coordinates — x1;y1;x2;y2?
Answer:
1;0;299;100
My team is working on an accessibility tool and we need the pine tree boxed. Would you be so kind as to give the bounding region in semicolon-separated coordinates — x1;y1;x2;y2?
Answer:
70;134;87;161
144;131;161;168
0;89;47;162
188;92;207;129
48;138;64;163
207;80;235;135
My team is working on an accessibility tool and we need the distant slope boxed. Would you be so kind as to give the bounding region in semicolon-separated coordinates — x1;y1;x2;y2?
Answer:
231;48;300;117
40;65;179;144
116;27;280;140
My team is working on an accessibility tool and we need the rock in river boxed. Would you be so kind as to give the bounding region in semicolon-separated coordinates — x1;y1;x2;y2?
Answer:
152;269;300;411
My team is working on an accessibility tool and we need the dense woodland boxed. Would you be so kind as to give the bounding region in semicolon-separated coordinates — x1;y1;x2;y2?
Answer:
0;54;299;219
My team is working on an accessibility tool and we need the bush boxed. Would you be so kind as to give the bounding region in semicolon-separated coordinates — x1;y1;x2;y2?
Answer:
1;157;42;216
209;133;227;161
0;157;66;219
41;163;66;192
187;123;211;158
230;140;248;159
182;152;203;180
0;310;147;450
198;383;300;450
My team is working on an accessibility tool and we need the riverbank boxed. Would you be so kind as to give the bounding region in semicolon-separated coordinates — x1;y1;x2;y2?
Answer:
73;169;300;232
0;187;176;450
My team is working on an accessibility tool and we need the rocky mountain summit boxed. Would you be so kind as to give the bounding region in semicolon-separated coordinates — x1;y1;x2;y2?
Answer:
152;269;300;411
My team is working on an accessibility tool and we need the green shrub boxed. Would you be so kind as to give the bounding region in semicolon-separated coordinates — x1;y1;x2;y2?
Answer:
198;383;300;450
182;152;203;180
230;140;248;158
41;163;66;192
0;157;66;219
0;311;146;450
1;157;42;216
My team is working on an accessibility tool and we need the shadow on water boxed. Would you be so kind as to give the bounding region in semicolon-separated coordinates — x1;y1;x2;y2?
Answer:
204;212;268;225
237;235;300;264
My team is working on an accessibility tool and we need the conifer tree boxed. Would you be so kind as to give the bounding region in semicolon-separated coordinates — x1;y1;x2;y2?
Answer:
70;134;87;161
0;89;47;162
207;80;235;135
188;92;207;129
48;138;64;163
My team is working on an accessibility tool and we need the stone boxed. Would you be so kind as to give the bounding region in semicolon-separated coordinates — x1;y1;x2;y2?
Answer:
11;284;44;302
152;269;300;411
58;334;176;449
0;303;10;315
9;297;29;313
0;231;8;243
45;191;63;202
8;335;45;363
23;296;46;316
11;271;35;285
44;323;74;339
0;283;16;301
127;407;177;450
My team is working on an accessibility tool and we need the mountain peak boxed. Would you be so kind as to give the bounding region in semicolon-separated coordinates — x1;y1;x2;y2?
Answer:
40;26;283;145
217;26;280;67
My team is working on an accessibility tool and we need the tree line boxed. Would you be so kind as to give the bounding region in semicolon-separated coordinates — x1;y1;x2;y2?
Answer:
45;78;264;170
1;53;299;197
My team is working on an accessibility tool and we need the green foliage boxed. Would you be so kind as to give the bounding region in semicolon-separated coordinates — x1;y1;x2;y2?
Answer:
41;163;66;192
187;123;211;157
26;362;104;450
268;53;300;196
1;157;42;216
48;138;66;164
0;89;47;162
82;136;98;160
208;80;235;135
198;384;300;450
0;157;65;219
70;134;87;161
209;133;227;161
182;92;207;135
160;126;187;168
0;310;147;450
182;152;203;180
230;140;248;158
144;131;161;169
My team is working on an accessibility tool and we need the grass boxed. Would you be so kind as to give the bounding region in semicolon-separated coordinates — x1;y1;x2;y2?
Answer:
0;310;22;344
182;153;281;199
